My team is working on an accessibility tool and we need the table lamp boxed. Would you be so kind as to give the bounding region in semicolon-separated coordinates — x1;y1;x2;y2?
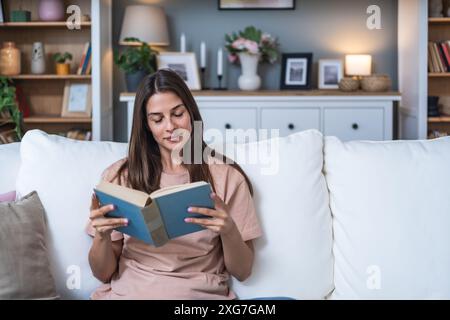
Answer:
119;5;170;46
345;54;372;80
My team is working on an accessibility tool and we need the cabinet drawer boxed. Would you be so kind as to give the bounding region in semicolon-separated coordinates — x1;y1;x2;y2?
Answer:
200;108;257;143
323;108;384;141
261;108;320;137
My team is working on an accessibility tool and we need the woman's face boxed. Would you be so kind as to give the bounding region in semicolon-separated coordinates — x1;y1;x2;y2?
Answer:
146;91;192;154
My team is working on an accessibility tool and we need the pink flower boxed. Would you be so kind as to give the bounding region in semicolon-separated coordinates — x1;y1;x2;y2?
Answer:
231;38;246;50
244;40;259;54
228;53;238;63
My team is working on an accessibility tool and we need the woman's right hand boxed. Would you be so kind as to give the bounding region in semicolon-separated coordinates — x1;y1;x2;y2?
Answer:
90;193;128;239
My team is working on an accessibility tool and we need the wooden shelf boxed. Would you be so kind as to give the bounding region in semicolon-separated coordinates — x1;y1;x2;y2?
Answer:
429;73;450;78
429;18;450;24
428;116;450;123
0;22;91;28
23;117;92;124
8;75;91;80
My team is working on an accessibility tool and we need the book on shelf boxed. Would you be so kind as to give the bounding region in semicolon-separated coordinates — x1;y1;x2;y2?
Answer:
62;129;92;141
428;41;450;73
77;42;91;75
94;180;214;247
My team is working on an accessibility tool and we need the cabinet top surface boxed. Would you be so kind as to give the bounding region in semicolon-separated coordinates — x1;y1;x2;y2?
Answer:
120;90;401;101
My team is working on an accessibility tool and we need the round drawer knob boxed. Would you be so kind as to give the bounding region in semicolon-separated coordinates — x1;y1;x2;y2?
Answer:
225;123;232;129
288;123;295;130
352;123;359;130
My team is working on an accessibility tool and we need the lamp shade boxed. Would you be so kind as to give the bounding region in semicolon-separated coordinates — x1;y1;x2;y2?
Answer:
345;54;372;76
119;5;170;46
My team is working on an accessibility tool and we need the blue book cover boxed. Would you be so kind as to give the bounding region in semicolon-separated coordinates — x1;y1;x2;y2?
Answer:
93;181;214;247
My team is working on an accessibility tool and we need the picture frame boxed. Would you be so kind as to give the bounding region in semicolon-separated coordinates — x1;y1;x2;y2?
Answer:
318;59;343;89
280;53;313;90
157;52;201;90
61;81;92;118
218;0;295;10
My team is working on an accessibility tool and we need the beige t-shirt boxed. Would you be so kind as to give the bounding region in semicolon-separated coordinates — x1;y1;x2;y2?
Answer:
86;158;262;299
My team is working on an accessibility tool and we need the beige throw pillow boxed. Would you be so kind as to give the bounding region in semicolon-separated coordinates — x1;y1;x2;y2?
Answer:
0;191;58;299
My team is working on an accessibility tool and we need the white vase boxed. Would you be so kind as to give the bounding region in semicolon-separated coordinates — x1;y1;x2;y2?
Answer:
31;42;46;74
238;52;261;91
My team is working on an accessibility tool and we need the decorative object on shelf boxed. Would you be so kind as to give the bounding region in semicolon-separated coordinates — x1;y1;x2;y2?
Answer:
52;52;72;75
81;14;91;22
338;77;359;92
180;33;186;53
0;0;5;23
225;26;279;90
119;5;169;46
61;81;92;118
114;37;158;92
10;0;31;22
218;0;295;10
0;42;21;76
215;48;226;90
439;96;450;116
428;96;440;117
200;41;209;89
0;76;23;141
280;53;313;90
31;42;46;75
344;54;372;89
318;59;343;90
429;0;444;17
156;52;201;90
360;74;391;92
38;0;65;22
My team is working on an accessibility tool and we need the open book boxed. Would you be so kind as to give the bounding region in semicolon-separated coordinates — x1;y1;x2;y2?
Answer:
93;180;214;247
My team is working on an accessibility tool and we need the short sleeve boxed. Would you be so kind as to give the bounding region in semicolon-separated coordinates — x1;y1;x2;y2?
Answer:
226;179;263;242
85;160;128;242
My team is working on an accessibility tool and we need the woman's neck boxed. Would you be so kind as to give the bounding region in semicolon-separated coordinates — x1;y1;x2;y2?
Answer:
160;148;186;174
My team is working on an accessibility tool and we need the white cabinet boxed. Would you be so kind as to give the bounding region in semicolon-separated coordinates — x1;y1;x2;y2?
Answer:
261;108;321;137
120;91;401;142
323;108;385;141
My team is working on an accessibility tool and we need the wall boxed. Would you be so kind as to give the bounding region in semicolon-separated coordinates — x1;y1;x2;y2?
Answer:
112;0;398;142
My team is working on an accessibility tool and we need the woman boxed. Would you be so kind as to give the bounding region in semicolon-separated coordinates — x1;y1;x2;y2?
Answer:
86;69;262;299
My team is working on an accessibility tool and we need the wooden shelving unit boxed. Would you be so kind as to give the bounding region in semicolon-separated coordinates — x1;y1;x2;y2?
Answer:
0;22;91;28
0;0;94;140
427;14;450;138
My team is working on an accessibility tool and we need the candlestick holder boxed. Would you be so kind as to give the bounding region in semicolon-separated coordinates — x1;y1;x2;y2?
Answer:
213;75;227;90
200;67;210;90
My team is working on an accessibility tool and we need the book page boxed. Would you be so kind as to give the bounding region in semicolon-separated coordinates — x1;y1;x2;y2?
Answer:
150;181;209;198
95;180;150;207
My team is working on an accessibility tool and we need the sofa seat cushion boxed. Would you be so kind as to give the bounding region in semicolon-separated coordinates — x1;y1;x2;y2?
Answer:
324;136;450;299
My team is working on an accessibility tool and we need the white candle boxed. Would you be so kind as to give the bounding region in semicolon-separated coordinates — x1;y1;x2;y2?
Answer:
180;33;186;53
200;41;206;68
217;48;223;76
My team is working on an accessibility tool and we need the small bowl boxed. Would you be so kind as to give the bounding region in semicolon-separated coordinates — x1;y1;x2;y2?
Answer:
339;77;360;92
361;74;391;92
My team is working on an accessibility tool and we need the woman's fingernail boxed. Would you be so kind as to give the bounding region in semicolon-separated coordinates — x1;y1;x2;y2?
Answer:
123;219;128;224
110;205;115;210
184;218;191;223
187;207;192;212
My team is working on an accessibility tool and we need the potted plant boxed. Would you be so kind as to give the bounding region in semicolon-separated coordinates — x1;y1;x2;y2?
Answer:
53;52;73;75
0;77;23;142
114;37;158;92
225;26;279;91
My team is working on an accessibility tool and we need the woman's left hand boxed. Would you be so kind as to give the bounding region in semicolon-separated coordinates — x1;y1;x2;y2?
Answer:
185;193;236;236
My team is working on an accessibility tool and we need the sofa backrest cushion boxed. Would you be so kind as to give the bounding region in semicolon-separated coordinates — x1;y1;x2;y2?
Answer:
16;130;128;299
324;136;450;299
225;130;334;299
0;142;20;194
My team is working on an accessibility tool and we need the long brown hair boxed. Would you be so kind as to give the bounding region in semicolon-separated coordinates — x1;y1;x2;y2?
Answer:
114;68;253;196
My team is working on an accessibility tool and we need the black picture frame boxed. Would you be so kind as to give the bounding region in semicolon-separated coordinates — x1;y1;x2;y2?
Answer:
280;53;313;90
218;0;295;11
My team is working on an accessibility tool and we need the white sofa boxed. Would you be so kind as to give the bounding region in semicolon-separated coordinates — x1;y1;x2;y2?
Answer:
1;129;450;300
